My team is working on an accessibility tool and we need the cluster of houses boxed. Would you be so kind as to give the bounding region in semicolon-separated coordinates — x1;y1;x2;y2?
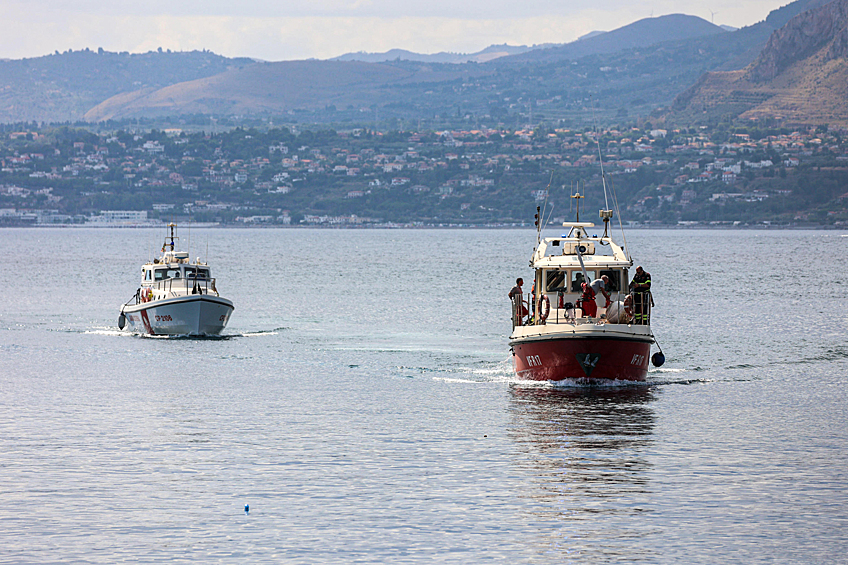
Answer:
0;123;844;225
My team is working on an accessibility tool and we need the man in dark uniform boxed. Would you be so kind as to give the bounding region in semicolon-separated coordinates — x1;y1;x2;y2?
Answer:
629;266;652;325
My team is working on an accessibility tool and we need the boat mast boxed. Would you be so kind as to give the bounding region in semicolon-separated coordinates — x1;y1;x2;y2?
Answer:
167;222;176;252
572;189;584;223
590;100;629;258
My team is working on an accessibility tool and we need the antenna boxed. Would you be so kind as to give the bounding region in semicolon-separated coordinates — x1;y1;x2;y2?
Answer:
607;175;631;261
534;205;541;244
535;171;554;244
571;187;584;222
590;97;610;212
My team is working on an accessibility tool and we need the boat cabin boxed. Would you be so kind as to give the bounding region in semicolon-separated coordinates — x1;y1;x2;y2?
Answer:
515;221;637;326
142;264;212;284
139;250;217;300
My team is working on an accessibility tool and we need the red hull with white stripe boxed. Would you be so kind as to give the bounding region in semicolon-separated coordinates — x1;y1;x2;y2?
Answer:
511;335;652;381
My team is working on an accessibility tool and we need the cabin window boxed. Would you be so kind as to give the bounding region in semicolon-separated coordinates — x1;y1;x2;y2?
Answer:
166;268;181;279
184;267;210;279
144;269;152;281
154;269;166;281
545;270;568;292
571;270;595;292
599;269;621;292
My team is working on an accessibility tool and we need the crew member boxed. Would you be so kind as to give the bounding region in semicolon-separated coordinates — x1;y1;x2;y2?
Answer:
579;275;609;318
629;266;652;325
508;277;527;320
592;275;611;308
579;282;596;317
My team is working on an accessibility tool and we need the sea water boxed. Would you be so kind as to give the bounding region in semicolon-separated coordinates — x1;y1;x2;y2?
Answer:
0;228;846;563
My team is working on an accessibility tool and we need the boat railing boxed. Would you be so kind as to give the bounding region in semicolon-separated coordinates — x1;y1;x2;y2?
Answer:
133;277;219;303
155;276;219;297
512;291;651;327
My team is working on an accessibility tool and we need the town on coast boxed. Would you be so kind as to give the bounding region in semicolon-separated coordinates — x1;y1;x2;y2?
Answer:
2;122;845;228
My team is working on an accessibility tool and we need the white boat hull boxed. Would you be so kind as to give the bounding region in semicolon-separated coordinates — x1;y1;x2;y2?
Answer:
121;295;234;336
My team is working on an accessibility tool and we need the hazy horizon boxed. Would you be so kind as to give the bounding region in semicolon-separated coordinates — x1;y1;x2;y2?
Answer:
1;0;791;61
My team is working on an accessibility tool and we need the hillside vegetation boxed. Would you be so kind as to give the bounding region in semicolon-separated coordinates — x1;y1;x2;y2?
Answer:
0;50;253;123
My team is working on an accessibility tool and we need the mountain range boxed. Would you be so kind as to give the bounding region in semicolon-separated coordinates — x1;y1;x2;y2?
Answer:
331;44;545;64
668;0;848;126
0;0;844;127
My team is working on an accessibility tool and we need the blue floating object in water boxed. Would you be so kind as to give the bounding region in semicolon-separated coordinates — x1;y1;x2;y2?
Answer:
244;504;249;514
651;352;665;367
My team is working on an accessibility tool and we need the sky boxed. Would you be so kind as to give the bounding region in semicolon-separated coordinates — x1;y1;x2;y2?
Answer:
1;0;794;61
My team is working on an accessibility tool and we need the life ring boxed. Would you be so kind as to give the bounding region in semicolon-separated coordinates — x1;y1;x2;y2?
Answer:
538;294;550;322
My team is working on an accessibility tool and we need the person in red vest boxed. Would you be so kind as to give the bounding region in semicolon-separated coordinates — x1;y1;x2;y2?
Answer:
579;275;610;318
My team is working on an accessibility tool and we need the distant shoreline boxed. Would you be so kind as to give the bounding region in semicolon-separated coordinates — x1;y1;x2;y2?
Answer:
1;223;844;231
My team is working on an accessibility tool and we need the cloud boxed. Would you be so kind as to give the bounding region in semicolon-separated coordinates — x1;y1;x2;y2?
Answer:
0;1;790;60
0;13;627;60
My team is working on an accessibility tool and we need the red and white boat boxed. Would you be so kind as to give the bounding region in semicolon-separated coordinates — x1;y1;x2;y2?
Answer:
118;223;234;336
509;205;657;382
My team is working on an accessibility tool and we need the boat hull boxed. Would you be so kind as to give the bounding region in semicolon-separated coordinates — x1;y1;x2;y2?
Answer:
121;295;234;336
511;334;652;382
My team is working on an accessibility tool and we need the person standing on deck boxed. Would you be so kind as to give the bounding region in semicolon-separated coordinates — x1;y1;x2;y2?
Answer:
629;266;652;324
591;275;611;309
579;275;610;318
509;278;527;319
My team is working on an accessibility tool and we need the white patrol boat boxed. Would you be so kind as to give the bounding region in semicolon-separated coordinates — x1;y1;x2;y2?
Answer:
118;223;234;336
509;197;661;382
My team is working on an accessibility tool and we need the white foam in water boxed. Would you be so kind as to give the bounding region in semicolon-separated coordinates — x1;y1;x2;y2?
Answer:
510;376;650;389
430;358;514;383
433;376;488;384
84;328;132;337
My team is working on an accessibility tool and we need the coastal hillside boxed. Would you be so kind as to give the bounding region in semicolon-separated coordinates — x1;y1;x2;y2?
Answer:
668;0;848;126
503;14;726;62
0;0;834;126
0;50;253;123
82;6;801;126
82;60;481;121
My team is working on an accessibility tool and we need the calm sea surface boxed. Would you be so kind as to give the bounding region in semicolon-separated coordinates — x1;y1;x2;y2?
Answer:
1;227;847;564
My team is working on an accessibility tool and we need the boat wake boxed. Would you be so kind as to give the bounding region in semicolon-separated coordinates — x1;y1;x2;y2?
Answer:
510;376;652;389
86;326;287;340
429;358;515;384
802;345;848;362
425;357;712;388
239;327;289;337
84;327;135;337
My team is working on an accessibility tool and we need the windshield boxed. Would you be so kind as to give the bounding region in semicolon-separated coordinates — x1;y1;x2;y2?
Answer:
184;267;210;279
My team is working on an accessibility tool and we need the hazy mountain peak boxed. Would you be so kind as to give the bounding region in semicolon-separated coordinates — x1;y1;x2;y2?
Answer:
331;44;538;64
577;30;607;41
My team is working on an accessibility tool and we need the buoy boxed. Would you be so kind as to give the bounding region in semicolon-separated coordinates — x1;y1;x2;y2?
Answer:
118;313;126;330
651;352;665;367
244;504;249;514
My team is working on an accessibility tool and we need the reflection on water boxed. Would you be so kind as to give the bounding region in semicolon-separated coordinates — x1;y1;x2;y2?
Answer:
508;386;658;562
